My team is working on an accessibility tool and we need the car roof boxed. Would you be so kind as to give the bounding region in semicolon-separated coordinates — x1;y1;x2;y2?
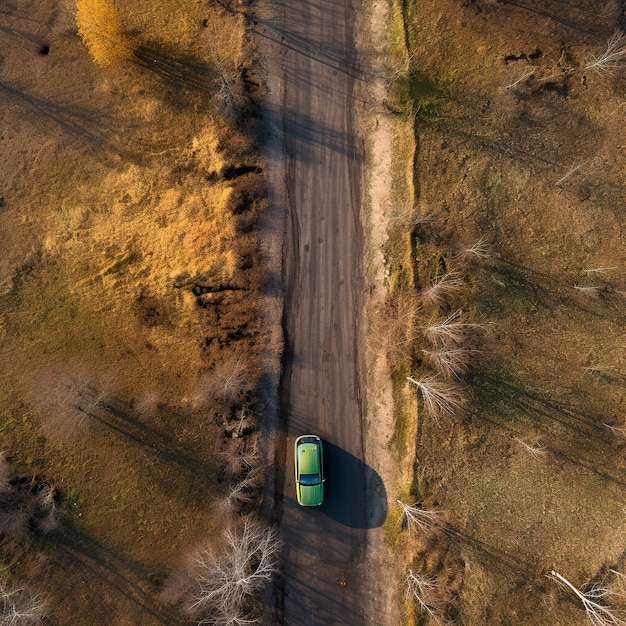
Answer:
297;443;320;476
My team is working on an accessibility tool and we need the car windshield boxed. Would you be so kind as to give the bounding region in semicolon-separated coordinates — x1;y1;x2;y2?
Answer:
299;473;320;486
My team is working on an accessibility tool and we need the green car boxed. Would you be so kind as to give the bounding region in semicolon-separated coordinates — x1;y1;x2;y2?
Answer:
294;435;325;506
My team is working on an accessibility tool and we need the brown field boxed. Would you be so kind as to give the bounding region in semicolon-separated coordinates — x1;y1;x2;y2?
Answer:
0;1;273;624
379;0;626;624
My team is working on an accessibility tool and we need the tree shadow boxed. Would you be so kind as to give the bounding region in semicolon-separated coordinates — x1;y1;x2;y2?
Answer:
132;43;217;99
50;523;178;625
74;387;219;482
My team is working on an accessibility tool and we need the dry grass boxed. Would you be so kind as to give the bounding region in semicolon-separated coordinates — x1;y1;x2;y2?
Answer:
0;1;268;623
385;0;626;623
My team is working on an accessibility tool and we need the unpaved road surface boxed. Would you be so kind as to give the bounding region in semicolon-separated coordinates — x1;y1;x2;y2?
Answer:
257;0;388;622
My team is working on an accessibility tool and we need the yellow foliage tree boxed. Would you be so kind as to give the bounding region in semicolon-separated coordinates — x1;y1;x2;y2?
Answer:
75;0;131;66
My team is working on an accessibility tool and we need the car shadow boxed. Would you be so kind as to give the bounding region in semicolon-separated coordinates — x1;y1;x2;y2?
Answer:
318;442;387;529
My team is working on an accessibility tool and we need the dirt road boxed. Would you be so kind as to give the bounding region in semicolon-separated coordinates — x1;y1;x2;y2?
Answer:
257;0;388;621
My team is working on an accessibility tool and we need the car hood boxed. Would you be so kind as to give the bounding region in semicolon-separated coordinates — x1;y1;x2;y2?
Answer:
298;483;324;506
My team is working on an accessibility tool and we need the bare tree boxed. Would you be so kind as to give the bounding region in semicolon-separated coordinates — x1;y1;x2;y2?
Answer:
405;570;444;624
397;500;441;534
205;20;243;113
513;437;547;459
573;285;603;298
550;570;626;626
463;235;491;259
186;518;282;625
193;357;253;407
219;470;263;517
583;267;617;276
0;580;47;626
555;162;588;186
406;375;465;417
423;311;484;349
221;440;260;479
422;348;472;379
585;31;626;74
420;272;465;307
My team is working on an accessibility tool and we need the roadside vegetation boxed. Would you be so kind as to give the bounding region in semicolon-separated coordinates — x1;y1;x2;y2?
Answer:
0;1;278;623
380;0;626;623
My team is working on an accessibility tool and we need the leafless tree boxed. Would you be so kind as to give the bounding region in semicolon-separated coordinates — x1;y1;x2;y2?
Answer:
423;311;484;349
513;437;547;459
219;471;263;517
406;375;465;417
387;202;434;235
0;456;57;537
583;267;617;276
186;518;282;625
205;20;243;113
405;570;444;624
550;570;626;626
193;357;253;407
603;422;626;436
397;500;441;534
506;70;534;89
585;31;626;74
422;348;472;380
555;162;588;186
420;272;465;307
0;579;47;626
463;235;491;259
221;440;260;479
573;285;603;298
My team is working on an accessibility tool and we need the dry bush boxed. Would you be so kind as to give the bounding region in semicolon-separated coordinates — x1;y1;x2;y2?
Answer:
75;0;133;66
0;477;58;538
388;202;433;235
185;517;281;625
371;289;421;365
0;578;47;626
193;357;257;407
